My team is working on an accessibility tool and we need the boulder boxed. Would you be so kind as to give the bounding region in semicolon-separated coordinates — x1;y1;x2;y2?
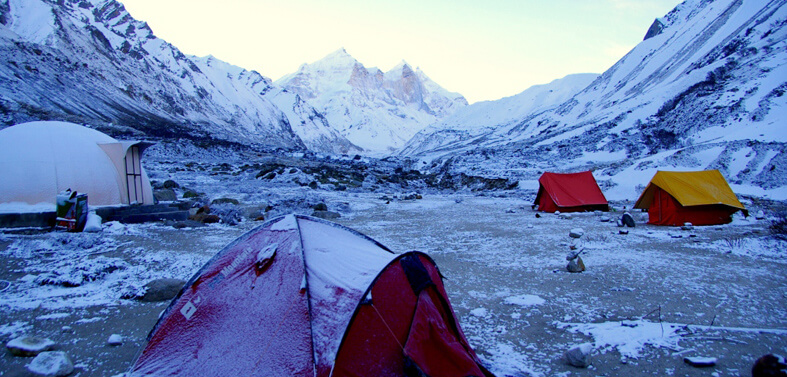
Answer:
107;334;123;346
172;220;207;229
312;210;341;220
681;222;694;231
26;351;74;377
211;198;240;205
567;256;586;273
313;203;328;211
599;216;611;222
755;210;766;220
569;228;584;239
752;354;787;376
565;343;593;368
621;212;636;227
684;356;717;367
153;189;177;202
162;180;180;189
140;278;186;302
6;336;56;356
182;190;204;199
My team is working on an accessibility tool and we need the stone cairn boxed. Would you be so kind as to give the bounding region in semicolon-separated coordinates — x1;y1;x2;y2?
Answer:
566;228;586;273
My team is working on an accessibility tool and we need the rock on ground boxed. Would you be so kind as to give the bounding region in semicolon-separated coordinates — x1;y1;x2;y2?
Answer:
26;351;74;376
6;336;56;356
565;343;593;368
140;278;186;302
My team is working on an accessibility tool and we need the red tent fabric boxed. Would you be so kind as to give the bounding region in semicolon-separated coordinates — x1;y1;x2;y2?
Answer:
643;186;739;226
130;215;493;377
534;171;609;213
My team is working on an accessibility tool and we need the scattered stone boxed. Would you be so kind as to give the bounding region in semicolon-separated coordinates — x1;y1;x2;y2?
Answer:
311;210;341;220
60;326;73;334
202;214;220;224
565;343;593;368
599;216;611;222
619;229;629;235
671;233;683;238
6;336;56;356
107;334;123;346
27;351;74;376
616;220;624;227
526;224;534;229
569;228;584;239
560;213;572;220
162;180;180;189
313;203;328;211
172;220;207;229
153;189;177;202
182;190;204;199
621;212;636;227
211;198;240;206
752;354;787;377
140;278;186;302
567;256;585;273
535;213;541;218
684;356;717;367
755;210;766;220
681;222;694;231
505;208;516;214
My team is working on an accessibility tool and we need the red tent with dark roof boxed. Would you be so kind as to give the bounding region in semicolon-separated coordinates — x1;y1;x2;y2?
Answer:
534;171;609;213
130;215;494;377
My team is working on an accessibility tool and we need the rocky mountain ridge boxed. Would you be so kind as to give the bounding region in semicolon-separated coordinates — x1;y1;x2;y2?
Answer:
0;0;359;154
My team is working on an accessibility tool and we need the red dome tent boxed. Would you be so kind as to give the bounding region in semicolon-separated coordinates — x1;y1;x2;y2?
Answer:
534;171;609;213
130;215;493;377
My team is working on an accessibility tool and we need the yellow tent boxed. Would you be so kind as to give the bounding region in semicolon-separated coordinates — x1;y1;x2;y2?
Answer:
635;170;747;226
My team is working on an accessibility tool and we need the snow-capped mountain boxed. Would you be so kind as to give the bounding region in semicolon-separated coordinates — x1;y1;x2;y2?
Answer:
276;49;468;155
0;0;360;154
402;0;787;200
399;73;599;156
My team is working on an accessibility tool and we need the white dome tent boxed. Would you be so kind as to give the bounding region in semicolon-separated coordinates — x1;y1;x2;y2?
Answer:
0;121;154;207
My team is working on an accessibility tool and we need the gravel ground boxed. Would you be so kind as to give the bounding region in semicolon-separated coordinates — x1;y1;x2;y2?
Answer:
0;192;785;377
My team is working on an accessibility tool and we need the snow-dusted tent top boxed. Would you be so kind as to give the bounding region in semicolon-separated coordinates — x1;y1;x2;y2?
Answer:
131;215;493;377
0;121;154;206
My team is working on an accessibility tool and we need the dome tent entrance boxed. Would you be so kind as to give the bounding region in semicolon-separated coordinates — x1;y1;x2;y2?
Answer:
0;121;154;206
534;171;609;213
634;170;747;226
130;215;494;377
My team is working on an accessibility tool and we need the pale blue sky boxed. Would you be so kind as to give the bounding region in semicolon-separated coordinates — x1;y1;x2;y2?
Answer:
121;0;682;103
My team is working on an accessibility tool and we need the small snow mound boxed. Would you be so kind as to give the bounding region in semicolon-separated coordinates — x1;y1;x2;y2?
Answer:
504;294;545;307
470;307;488;317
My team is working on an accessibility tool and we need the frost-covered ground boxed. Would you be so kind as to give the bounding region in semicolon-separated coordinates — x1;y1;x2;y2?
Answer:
1;152;786;376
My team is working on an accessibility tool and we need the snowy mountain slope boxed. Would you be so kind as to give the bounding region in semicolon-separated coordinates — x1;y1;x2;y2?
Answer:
399;73;599;156
276;49;468;155
0;0;359;154
402;0;787;200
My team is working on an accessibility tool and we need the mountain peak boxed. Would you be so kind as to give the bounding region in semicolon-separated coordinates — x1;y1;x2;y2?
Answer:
316;48;358;67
